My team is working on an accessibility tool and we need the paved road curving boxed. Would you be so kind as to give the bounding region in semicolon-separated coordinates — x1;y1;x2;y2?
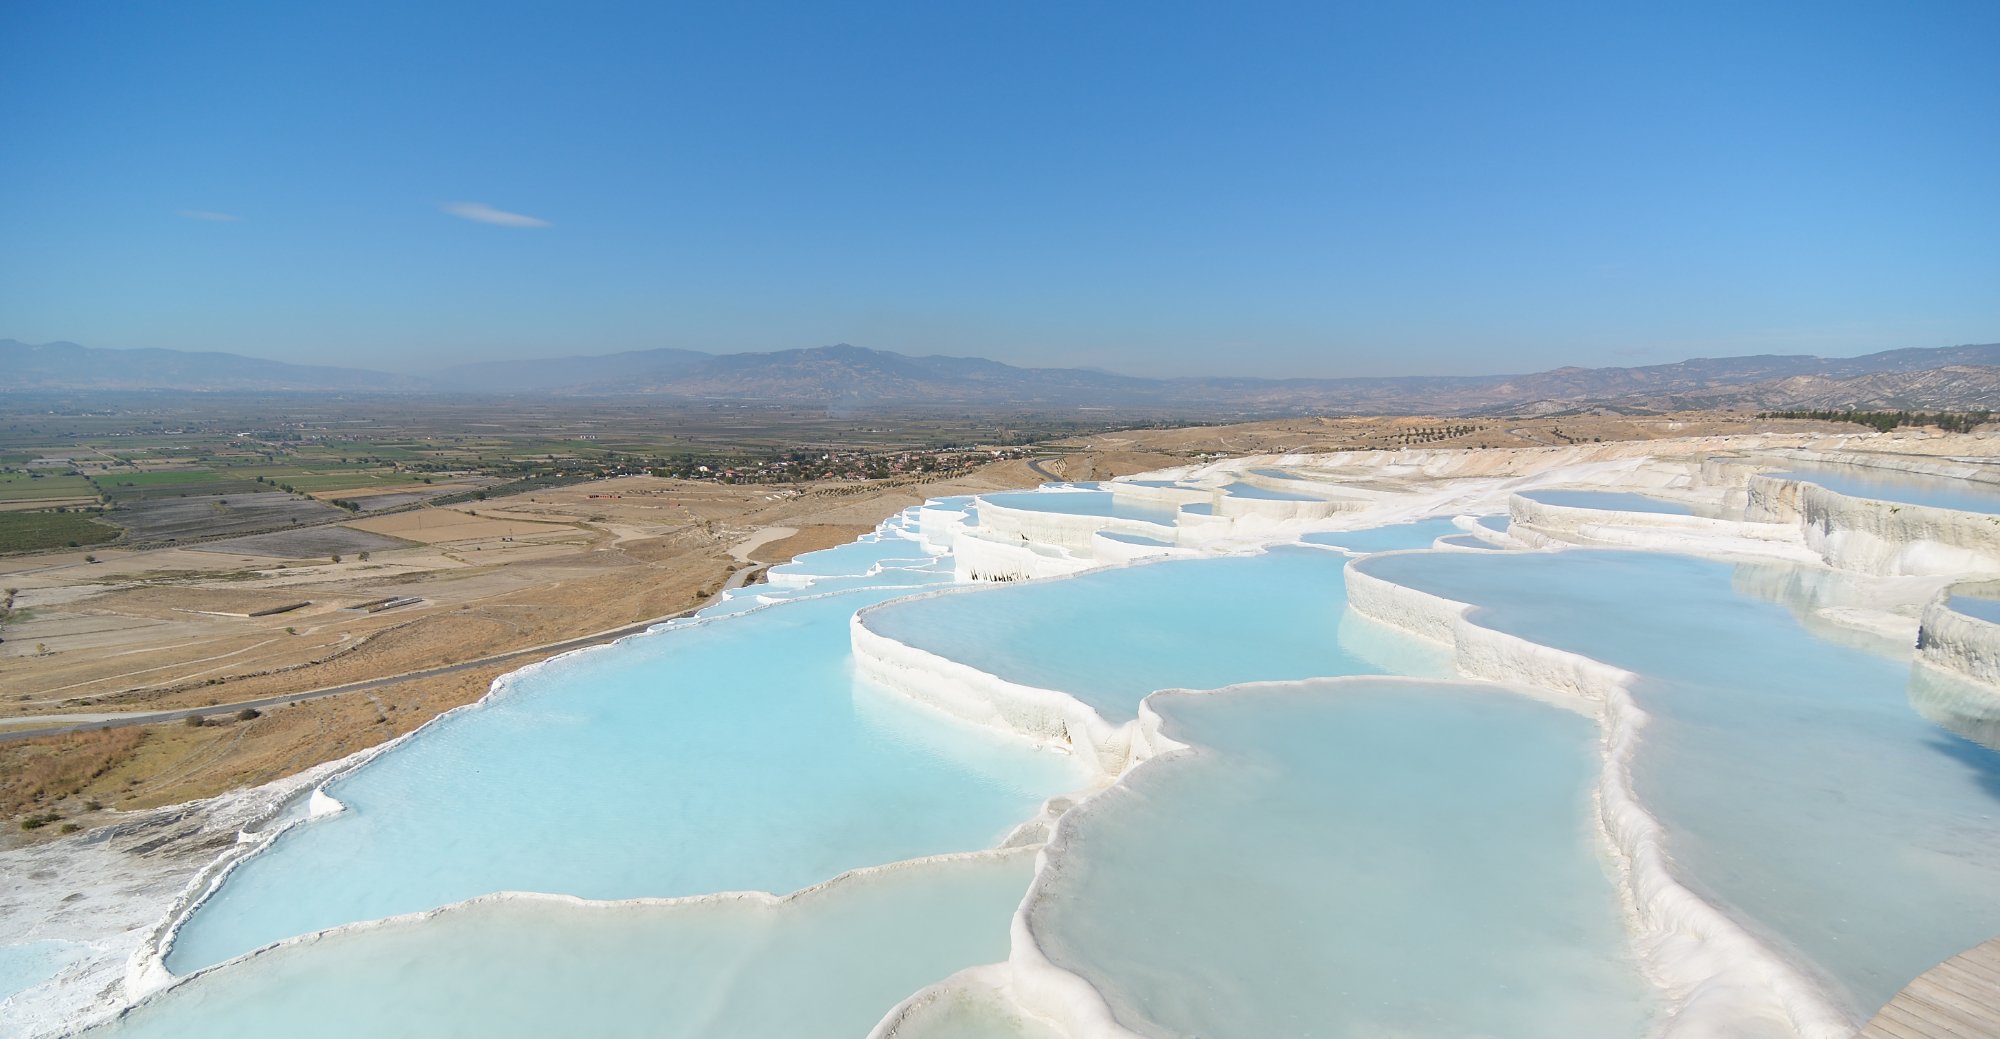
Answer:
1025;455;1063;481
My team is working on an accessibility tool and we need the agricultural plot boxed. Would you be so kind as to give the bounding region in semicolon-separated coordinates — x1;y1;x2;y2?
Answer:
188;525;415;559
346;509;581;544
280;472;429;493
0;474;99;503
335;487;482;512
92;471;275;502
0;511;121;553
107;493;346;543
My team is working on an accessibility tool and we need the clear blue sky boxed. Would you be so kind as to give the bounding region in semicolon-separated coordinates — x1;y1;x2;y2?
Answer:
2;1;1995;378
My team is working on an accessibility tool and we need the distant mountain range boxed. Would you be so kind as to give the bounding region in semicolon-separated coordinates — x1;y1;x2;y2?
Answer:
4;338;1998;416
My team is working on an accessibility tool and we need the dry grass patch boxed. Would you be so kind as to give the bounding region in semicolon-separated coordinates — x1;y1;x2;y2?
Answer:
750;525;875;565
1;727;144;819
346;509;579;544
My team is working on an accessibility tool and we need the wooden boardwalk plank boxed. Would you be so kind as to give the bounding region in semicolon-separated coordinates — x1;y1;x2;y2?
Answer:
1859;939;2000;1039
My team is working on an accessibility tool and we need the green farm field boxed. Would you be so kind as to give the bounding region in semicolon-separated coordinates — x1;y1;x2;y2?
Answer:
0;474;100;502
0;511;122;552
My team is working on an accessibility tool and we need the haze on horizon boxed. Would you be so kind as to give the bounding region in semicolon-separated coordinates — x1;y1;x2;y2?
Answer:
2;1;1995;380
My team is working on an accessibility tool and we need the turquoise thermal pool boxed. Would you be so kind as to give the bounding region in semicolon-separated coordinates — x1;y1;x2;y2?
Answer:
860;547;1450;723
1948;593;2000;626
1356;548;2000;1015
1218;480;1323;501
977;488;1179;523
1771;460;2000;515
98;853;1034;1039
1029;680;1654;1038
1300;516;1462;553
1519;489;1695;515
163;586;1083;972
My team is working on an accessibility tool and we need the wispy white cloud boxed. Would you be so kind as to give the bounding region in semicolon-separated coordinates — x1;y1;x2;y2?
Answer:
177;209;241;222
442;201;550;228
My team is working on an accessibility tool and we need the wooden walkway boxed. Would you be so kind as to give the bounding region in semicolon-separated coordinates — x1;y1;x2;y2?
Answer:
1860;938;2000;1039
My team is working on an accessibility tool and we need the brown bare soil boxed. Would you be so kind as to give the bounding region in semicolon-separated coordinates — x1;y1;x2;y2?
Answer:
750;525;875;564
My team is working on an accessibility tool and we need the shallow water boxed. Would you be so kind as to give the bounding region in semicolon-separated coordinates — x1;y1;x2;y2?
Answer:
1948;593;2000;626
979;489;1179;524
1773;461;2000;515
1359;549;2000;1015
767;534;935;580
1521;489;1694;515
1218;480;1320;502
863;548;1450;723
1030;681;1654;1038
0;941;89;1008
165;588;1083;972
100;854;1033;1039
1299;516;1461;554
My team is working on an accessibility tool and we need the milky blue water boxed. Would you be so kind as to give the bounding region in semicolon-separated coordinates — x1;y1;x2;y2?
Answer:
767;534;934;579
0;940;88;1007
1772;461;2000;515
863;548;1449;723
1477;514;1510;533
1948;594;2000;626
1357;549;2000;1015
1030;681;1654;1038
1219;480;1320;501
99;854;1034;1039
1521;489;1694;515
165;587;1084;972
1300;517;1461;554
754;569;955;603
978;489;1179;524
1248;467;1308;481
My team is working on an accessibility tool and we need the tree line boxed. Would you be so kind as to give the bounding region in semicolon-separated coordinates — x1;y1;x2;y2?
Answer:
1758;409;1993;433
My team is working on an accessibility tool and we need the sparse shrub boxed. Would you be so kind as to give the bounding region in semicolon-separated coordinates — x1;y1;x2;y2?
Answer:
329;554;342;563
184;715;206;728
20;811;61;831
59;822;80;834
237;708;261;721
284;626;297;635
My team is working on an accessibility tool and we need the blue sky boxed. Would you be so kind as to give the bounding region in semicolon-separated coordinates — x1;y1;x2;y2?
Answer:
2;1;1995;378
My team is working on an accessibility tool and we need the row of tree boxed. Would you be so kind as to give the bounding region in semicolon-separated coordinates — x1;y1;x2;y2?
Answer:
1759;409;1993;433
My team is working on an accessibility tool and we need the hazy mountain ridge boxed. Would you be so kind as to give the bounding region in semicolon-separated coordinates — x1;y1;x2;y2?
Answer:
1615;365;2000;413
4;338;1997;415
0;340;428;393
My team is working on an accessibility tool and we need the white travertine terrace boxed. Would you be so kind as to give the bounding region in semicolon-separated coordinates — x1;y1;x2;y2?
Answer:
1506;491;1818;561
1918;582;2000;686
855;433;2000;1039
1911;583;2000;751
18;429;2000;1039
969;497;1176;555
